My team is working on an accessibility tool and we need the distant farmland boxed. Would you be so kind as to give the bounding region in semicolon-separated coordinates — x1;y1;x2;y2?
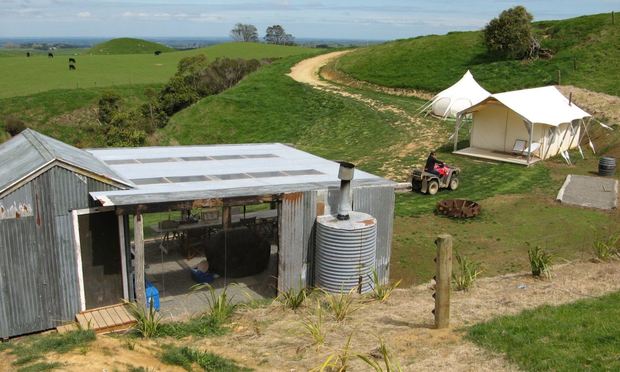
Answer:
0;42;319;98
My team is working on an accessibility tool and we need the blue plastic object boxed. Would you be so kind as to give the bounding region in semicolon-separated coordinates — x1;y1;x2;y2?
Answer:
145;281;160;311
191;268;215;284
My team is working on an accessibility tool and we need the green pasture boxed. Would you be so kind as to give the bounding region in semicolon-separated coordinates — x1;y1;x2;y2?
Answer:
0;42;318;98
468;291;620;371
89;37;173;55
336;12;620;95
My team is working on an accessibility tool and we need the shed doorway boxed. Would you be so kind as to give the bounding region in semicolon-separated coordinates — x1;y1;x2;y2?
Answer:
78;211;124;310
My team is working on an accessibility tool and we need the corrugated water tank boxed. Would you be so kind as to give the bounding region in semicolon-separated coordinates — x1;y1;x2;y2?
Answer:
315;211;377;293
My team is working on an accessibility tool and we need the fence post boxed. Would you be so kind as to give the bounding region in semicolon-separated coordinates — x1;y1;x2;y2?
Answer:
434;234;452;329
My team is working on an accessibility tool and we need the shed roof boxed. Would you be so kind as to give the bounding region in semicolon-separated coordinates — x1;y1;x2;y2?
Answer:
0;129;130;196
459;86;590;126
88;143;394;206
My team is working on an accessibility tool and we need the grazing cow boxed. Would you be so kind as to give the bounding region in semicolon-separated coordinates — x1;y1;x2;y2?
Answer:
69;64;76;70
26;52;31;57
154;50;162;56
48;52;54;58
69;57;76;63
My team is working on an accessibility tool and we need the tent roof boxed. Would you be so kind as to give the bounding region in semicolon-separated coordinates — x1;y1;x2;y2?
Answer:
460;86;591;126
0;129;130;196
433;70;491;104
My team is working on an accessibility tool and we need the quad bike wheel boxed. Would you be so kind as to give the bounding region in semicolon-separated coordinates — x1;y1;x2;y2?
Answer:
412;179;422;192
449;176;459;190
427;179;439;195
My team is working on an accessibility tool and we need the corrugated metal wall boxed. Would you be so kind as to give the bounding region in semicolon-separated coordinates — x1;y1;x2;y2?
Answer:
0;166;119;338
353;185;395;285
278;191;316;291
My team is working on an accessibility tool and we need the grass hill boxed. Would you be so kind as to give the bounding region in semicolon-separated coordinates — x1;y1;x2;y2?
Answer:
0;42;319;98
335;12;620;96
89;37;174;55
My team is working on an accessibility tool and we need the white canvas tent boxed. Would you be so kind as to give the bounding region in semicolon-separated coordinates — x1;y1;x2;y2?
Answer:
420;70;491;119
453;86;591;166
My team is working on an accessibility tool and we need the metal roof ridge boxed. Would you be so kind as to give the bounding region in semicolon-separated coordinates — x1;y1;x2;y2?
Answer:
21;129;55;162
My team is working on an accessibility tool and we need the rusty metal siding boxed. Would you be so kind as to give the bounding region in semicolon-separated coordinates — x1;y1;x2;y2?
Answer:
353;185;395;285
0;165;121;338
278;191;316;291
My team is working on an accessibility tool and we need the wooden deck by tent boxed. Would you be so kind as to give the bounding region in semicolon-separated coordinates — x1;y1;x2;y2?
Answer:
64;303;136;334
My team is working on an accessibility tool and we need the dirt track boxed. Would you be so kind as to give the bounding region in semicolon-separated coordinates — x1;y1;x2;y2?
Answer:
287;50;352;87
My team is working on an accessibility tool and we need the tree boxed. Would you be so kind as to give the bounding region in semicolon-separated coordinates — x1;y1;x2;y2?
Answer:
3;116;26;136
264;25;294;45
230;23;259;42
483;6;534;59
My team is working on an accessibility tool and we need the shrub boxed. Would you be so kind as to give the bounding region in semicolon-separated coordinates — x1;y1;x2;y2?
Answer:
593;234;620;262
98;92;122;125
483;6;534;59
368;269;401;302
528;246;553;279
452;253;483;291
125;299;162;338
323;288;359;322
4;116;26;136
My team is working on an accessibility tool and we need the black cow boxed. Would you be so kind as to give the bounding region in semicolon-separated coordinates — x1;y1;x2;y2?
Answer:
69;57;76;63
48;52;54;58
69;64;76;70
26;52;31;57
154;50;162;56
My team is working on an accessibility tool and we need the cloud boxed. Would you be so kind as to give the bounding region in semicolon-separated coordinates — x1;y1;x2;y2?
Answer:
76;11;91;18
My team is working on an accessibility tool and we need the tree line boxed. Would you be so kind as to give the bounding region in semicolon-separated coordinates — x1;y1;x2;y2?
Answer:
230;23;295;46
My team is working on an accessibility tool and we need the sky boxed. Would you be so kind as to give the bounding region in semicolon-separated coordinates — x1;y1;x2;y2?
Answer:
1;0;619;40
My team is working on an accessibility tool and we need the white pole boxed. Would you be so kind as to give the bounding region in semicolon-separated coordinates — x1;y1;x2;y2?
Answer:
527;121;533;165
454;114;462;151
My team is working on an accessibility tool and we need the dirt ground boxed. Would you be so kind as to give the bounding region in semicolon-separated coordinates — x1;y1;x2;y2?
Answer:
3;259;619;371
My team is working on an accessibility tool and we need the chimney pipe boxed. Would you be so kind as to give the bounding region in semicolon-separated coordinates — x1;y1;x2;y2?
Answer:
337;162;355;220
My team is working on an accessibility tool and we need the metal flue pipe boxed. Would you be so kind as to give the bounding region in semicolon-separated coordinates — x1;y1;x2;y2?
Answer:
337;162;355;220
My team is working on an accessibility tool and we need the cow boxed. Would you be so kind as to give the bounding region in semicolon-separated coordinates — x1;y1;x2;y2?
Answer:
154;50;162;56
26;52;31;57
69;57;76;63
48;52;54;58
69;64;76;70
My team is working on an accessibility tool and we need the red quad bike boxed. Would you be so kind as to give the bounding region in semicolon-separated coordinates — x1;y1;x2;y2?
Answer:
411;163;460;195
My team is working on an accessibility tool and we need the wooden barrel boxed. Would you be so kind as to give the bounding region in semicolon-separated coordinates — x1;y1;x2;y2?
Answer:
599;157;616;176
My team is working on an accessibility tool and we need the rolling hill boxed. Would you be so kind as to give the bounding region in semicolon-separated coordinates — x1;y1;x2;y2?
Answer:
335;12;620;96
88;37;174;55
0;42;319;98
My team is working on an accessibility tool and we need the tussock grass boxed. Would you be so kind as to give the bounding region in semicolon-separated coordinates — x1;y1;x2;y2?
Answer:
357;337;403;372
125;299;162;338
300;301;326;349
192;284;237;324
528;246;553;279
276;286;308;310
322;288;359;322
452;253;483;291
368;269;401;302
592;233;620;261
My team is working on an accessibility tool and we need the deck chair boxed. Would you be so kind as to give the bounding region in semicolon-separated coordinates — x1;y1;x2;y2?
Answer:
512;139;528;154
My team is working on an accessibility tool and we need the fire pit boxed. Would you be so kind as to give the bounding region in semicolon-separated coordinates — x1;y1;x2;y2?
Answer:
436;199;481;218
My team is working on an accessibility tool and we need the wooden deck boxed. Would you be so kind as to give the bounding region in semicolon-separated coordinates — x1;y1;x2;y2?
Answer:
453;147;541;166
73;303;136;334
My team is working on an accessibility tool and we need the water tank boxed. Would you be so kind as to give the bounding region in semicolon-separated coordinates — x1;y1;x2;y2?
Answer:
599;156;616;177
315;211;377;294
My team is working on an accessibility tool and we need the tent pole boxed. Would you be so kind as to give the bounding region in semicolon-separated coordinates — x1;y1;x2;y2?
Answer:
554;122;572;159
454;114;461;151
527;121;533;166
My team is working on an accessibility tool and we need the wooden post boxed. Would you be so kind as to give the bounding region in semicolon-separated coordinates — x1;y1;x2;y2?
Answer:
434;234;452;329
222;206;232;230
134;213;146;307
612;11;615;25
557;69;561;85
